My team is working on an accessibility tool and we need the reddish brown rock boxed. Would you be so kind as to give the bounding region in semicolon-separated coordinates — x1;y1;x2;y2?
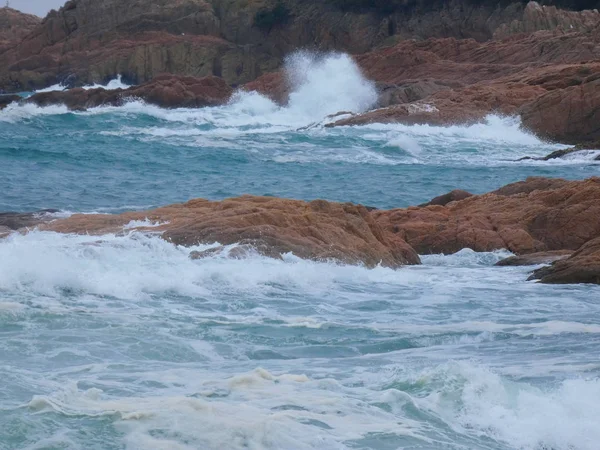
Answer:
374;177;600;255
529;237;600;284
419;190;473;207
40;196;420;268
243;72;288;104
326;31;600;144
3;0;598;93
520;77;600;145
0;7;40;52
495;250;573;266
27;74;232;110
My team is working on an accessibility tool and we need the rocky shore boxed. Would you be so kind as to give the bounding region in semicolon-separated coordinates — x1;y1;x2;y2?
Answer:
2;177;599;285
1;1;599;146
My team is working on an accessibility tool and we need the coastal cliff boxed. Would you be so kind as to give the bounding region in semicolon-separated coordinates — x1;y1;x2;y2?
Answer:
1;0;598;91
0;7;40;53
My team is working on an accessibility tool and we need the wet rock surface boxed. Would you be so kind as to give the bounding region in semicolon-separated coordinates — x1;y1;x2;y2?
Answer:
26;74;232;110
0;210;59;231
373;177;600;255
5;176;600;284
529;237;600;284
495;250;573;266
39;196;420;268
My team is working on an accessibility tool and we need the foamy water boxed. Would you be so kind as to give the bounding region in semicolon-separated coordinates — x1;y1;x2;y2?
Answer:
1;52;599;449
33;75;131;93
0;231;599;449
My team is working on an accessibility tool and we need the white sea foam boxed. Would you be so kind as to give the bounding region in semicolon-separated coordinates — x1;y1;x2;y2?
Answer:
417;362;600;450
0;53;588;168
34;75;130;93
0;102;70;122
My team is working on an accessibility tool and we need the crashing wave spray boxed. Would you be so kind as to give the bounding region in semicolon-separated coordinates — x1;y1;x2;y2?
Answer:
215;51;379;128
283;51;378;119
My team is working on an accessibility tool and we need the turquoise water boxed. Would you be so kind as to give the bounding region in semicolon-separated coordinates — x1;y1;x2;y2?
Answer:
1;54;600;450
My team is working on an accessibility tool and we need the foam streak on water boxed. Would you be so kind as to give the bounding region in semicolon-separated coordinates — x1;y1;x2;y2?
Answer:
0;231;599;449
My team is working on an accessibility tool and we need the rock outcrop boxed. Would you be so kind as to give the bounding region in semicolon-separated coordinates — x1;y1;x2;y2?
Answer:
0;210;59;231
26;74;232;110
495;250;573;266
419;190;473;207
328;31;600;144
0;7;40;53
4;176;600;284
493;1;600;39
373;177;600;255
520;76;600;145
0;93;19;109
529;237;600;283
39;196;420;268
1;0;599;92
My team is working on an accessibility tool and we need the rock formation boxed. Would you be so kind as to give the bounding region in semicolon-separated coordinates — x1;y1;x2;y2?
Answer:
373;177;600;255
0;93;19;109
0;7;40;53
27;74;232;110
0;210;59;230
3;177;600;284
327;31;600;144
38;196;420;268
529;237;600;283
1;0;598;92
495;250;573;266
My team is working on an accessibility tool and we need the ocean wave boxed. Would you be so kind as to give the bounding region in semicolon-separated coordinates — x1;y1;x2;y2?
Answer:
21;361;600;450
411;362;600;450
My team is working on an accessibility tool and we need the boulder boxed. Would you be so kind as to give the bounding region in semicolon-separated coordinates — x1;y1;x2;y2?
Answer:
40;196;421;268
528;237;600;284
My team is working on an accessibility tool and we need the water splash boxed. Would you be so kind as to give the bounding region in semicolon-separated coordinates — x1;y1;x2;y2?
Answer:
33;75;131;93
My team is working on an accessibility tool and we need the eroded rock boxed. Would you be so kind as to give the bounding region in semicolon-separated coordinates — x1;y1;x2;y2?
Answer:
495;250;573;266
374;177;600;255
27;74;232;110
528;237;600;284
40;196;420;268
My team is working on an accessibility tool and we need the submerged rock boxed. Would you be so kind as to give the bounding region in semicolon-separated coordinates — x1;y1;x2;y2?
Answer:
528;237;600;284
41;196;420;268
495;250;572;266
0;225;12;238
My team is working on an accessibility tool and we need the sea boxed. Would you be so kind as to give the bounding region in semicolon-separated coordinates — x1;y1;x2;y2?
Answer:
1;52;599;450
